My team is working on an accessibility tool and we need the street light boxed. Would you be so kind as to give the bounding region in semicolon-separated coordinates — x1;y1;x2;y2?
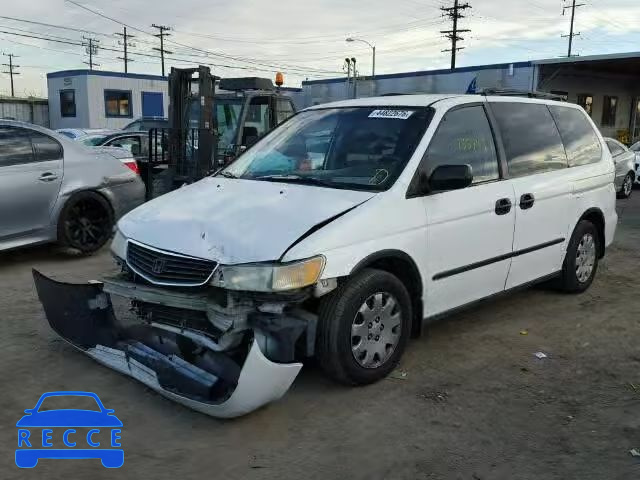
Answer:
346;37;375;77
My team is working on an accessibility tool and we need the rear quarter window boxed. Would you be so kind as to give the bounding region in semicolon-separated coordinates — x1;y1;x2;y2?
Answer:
491;102;568;178
549;106;601;167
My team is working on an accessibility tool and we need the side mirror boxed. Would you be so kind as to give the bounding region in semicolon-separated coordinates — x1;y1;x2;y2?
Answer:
429;164;473;192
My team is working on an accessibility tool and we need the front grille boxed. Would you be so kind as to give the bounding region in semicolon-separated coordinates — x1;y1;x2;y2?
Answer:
135;302;222;340
126;241;217;286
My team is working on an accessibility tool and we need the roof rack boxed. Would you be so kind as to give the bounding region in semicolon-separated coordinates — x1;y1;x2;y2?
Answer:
479;88;565;101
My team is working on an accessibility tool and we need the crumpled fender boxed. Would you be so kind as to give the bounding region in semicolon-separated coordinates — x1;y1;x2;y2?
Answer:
32;270;303;419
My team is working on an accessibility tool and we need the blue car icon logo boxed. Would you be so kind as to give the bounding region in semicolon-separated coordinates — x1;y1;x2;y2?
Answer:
16;391;123;468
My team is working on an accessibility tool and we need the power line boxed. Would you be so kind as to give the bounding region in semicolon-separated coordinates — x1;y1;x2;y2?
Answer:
114;26;135;73
441;0;471;69
82;36;100;69
562;0;585;57
151;24;171;76
63;0;344;75
2;53;20;97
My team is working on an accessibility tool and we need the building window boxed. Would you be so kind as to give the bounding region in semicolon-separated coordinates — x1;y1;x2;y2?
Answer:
60;90;76;118
104;90;132;118
576;94;593;116
602;96;618;127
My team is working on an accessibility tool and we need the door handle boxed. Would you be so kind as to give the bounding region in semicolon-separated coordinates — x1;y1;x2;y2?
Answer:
495;198;512;215
38;172;58;182
519;193;535;210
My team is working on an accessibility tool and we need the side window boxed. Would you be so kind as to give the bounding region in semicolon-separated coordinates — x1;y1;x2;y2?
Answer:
108;136;142;155
243;96;270;144
491;102;568;177
424;106;499;184
60;90;76;118
0;127;35;166
605;139;624;157
576;94;593;116
602;96;618;127
549;106;601;167
276;98;295;125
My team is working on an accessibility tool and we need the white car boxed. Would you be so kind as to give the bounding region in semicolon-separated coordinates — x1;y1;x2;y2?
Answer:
630;141;640;185
34;94;617;417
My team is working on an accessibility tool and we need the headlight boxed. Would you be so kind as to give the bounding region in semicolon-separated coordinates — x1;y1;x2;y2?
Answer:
110;227;127;260
210;256;325;292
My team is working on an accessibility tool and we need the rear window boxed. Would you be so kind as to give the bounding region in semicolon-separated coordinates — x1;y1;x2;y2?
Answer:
491;102;568;177
30;132;63;161
549;106;601;167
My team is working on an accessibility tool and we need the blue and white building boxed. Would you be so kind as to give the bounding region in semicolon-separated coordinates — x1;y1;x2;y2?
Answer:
47;70;168;130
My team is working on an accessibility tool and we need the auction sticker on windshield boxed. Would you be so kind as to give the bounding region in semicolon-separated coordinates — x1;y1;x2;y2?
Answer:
368;109;415;120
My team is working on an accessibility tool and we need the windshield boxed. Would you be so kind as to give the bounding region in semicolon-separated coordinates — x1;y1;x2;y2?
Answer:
81;135;109;146
222;107;432;191
215;98;243;153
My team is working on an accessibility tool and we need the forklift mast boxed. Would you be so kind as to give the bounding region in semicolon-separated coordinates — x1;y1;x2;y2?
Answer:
167;65;216;183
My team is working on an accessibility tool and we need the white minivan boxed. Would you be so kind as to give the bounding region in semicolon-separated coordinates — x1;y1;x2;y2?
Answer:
34;94;617;417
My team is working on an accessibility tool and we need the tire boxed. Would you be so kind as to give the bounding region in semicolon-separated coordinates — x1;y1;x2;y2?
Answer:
617;173;634;199
558;220;600;293
57;191;114;254
316;268;412;385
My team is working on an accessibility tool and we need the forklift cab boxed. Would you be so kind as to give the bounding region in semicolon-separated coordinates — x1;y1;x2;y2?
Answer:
215;78;296;165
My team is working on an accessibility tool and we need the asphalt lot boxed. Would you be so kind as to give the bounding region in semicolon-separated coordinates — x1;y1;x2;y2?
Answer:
1;194;639;480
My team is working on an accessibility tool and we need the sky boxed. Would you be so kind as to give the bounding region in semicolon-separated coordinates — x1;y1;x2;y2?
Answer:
0;0;639;97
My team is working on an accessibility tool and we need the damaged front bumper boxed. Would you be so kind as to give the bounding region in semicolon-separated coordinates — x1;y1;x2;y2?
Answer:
32;270;315;418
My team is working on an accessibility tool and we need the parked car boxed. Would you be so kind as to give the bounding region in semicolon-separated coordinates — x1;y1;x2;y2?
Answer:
0;121;145;253
630;141;640;185
56;128;115;140
34;95;617;417
604;137;636;197
78;131;119;146
123;117;168;132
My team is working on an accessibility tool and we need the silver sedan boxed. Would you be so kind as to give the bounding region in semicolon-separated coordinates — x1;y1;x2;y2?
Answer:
0;121;145;253
604;137;636;198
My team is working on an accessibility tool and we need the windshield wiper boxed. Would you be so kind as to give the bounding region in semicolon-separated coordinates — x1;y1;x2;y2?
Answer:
216;171;238;179
254;175;334;188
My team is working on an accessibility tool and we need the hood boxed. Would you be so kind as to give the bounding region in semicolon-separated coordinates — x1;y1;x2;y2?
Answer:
118;177;375;264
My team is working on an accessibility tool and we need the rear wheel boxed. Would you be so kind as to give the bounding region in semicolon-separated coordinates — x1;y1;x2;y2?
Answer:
617;173;634;199
57;192;114;254
316;268;412;385
558;220;600;293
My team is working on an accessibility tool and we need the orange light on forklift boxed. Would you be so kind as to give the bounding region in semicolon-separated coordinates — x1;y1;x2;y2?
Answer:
275;72;284;87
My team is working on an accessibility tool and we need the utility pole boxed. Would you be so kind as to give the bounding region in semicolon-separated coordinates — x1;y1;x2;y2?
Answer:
441;0;471;70
115;26;136;73
2;53;20;97
344;57;352;99
151;24;172;76
562;0;584;57
82;36;100;70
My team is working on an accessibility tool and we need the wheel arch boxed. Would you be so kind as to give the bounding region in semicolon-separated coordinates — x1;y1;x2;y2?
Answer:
351;249;424;337
54;189;115;241
576;207;605;258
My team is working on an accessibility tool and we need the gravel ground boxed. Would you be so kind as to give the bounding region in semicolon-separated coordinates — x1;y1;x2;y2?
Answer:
1;195;639;480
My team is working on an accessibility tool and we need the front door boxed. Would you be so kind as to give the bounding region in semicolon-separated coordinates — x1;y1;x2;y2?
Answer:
488;101;572;289
0;127;63;239
419;104;516;316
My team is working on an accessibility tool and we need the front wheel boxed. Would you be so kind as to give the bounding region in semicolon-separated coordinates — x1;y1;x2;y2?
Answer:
316;268;412;385
558;220;600;293
617;173;634;199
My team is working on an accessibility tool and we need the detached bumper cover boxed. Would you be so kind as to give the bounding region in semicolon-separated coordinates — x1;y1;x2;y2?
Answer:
33;270;303;418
